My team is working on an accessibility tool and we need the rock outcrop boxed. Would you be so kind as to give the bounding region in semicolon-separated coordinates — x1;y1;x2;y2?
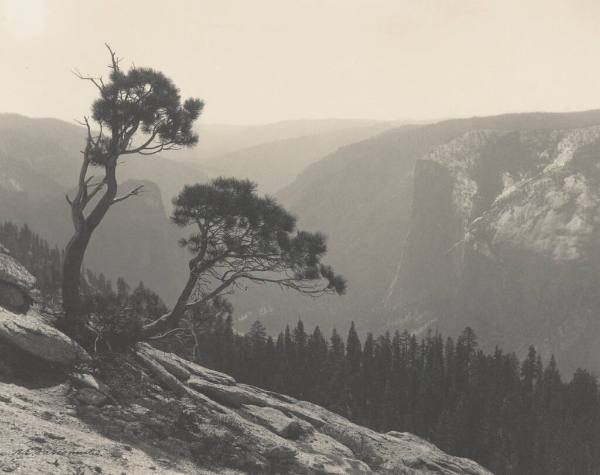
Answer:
0;308;91;366
0;329;491;474
124;342;491;474
0;243;37;313
387;126;600;373
0;303;489;474
0;242;91;368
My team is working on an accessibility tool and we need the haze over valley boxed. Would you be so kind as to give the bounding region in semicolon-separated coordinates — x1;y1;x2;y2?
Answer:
3;109;600;375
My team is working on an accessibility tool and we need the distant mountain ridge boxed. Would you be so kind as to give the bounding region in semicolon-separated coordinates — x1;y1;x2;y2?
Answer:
183;118;395;161
0;114;392;304
200;122;392;194
0;113;208;204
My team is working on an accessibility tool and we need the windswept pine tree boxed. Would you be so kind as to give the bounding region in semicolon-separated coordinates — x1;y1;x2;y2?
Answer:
143;177;346;337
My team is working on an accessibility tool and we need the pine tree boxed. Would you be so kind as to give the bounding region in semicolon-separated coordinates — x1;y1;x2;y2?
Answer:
326;329;346;413
291;320;308;396
144;177;346;337
306;326;328;401
63;46;203;324
345;322;363;420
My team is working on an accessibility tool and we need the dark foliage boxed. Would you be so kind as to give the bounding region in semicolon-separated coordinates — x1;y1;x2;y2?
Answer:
0;222;63;302
143;177;345;336
192;317;600;475
84;278;167;349
174;178;346;296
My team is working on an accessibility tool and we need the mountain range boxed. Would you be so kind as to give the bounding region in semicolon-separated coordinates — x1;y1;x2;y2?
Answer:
2;111;600;373
196;120;393;194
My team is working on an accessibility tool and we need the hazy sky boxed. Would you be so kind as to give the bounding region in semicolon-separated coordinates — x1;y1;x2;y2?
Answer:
1;0;599;125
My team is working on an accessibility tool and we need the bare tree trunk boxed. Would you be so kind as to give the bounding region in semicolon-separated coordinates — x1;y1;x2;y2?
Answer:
142;230;209;339
62;161;118;325
142;270;199;338
61;226;92;319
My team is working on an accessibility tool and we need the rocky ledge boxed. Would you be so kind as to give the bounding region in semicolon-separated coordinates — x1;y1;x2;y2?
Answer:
0;323;491;474
63;340;489;474
124;343;491;474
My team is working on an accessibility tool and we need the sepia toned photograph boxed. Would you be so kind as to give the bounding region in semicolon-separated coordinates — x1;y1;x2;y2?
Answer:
0;1;599;473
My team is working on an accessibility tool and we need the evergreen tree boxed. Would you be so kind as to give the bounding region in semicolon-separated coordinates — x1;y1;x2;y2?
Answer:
291;320;309;397
345;322;363;420
326;329;346;413
144;177;345;337
188;318;600;474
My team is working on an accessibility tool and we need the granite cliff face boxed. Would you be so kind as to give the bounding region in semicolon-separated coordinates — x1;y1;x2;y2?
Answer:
387;126;600;372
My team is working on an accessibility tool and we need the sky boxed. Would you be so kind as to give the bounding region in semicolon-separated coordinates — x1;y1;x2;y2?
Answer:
0;0;599;125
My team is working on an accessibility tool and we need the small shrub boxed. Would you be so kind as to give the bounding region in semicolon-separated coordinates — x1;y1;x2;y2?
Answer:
92;307;144;350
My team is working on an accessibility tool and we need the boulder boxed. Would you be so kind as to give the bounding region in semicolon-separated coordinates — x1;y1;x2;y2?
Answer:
0;308;91;366
0;244;37;314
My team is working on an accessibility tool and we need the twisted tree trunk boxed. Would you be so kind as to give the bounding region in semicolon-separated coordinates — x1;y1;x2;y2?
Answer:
61;159;118;326
62;226;92;319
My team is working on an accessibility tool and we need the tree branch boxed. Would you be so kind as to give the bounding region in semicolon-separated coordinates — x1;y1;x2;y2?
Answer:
122;126;160;154
112;185;144;204
105;43;121;72
146;327;186;341
72;70;104;93
184;275;242;310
